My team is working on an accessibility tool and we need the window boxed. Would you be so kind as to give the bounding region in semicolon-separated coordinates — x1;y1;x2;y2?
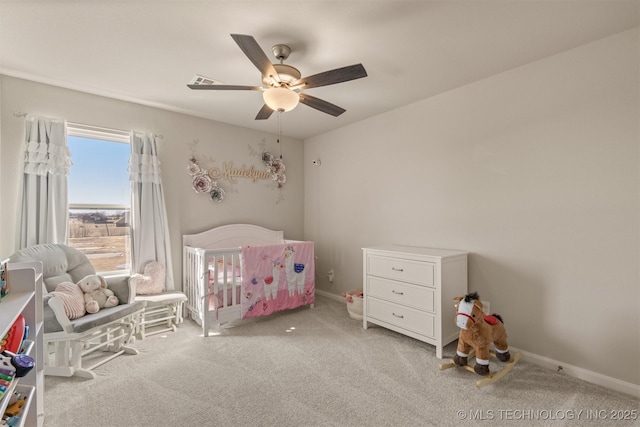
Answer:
67;123;131;274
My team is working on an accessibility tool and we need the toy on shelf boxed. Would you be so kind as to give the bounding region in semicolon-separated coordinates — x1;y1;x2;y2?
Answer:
0;315;25;354
0;258;9;302
4;397;25;417
1;351;34;378
439;292;521;388
0;360;15;400
2;393;26;427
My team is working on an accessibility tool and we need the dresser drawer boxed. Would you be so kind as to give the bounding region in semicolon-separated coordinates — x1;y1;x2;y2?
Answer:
367;255;434;286
367;276;435;312
367;298;435;338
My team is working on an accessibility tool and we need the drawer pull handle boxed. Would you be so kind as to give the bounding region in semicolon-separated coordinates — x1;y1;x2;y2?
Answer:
392;290;404;295
392;312;404;319
392;267;404;272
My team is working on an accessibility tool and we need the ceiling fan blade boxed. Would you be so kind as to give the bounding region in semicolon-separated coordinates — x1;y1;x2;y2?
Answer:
255;104;274;120
294;64;367;90
299;94;346;117
230;34;279;81
187;84;261;91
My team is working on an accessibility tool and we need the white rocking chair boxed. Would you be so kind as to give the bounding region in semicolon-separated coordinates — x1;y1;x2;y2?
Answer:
9;244;146;379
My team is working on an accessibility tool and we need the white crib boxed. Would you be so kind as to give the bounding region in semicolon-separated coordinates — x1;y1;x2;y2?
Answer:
183;224;312;336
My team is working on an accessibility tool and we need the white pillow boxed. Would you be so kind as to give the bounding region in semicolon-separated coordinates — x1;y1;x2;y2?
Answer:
132;261;165;295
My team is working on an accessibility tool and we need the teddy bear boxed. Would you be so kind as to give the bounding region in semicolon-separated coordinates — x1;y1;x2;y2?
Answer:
77;274;119;314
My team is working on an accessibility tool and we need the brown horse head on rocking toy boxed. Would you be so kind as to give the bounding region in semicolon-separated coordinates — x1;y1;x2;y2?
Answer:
453;292;511;376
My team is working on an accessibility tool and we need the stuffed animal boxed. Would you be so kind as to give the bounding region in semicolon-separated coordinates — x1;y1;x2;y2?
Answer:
453;292;510;376
78;274;119;314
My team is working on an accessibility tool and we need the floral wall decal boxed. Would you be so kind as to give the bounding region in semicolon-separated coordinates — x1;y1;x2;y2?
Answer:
188;156;226;202
262;151;286;188
250;138;286;204
187;138;286;204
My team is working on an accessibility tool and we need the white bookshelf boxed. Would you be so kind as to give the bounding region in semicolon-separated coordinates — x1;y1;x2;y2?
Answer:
1;261;44;427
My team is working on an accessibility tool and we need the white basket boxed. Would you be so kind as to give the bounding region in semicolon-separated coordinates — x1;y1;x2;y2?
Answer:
345;291;363;320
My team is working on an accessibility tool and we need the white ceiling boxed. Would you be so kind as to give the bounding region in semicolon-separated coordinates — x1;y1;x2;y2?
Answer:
1;1;637;140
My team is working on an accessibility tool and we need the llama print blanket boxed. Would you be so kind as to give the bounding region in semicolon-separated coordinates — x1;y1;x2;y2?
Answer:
240;241;315;319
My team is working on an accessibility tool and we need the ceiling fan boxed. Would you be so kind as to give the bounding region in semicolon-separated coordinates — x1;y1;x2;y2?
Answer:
187;34;367;120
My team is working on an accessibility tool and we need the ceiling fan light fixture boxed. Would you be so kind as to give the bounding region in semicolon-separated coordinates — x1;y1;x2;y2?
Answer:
190;35;368;120
263;87;299;112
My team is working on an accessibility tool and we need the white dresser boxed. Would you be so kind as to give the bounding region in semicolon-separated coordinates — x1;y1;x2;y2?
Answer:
362;245;467;359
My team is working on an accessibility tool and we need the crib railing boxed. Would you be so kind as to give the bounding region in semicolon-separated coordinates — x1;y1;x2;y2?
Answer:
183;246;243;335
183;246;203;325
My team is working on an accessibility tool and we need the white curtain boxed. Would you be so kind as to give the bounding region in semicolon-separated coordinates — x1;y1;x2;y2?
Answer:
19;116;71;248
129;132;174;290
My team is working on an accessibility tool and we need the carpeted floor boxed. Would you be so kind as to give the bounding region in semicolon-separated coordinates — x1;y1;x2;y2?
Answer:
44;296;639;426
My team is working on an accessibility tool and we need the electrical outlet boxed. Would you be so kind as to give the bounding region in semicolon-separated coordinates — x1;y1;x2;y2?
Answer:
327;269;334;283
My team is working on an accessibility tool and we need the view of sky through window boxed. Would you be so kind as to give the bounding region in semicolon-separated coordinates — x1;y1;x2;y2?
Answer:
67;136;130;205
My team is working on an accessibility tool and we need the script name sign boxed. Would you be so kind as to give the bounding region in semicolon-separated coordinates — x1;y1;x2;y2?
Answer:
208;161;271;184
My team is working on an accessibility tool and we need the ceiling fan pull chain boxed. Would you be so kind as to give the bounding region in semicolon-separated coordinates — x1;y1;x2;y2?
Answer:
277;111;283;159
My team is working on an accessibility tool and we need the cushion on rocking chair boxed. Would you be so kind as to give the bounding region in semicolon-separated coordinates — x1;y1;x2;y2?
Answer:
43;297;146;334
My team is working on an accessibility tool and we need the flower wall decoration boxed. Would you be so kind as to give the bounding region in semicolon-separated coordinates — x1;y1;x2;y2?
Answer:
262;151;287;188
187;156;225;203
209;186;225;202
192;174;212;193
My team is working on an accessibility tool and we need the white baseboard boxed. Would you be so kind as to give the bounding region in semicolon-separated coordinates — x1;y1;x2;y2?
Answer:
315;289;346;303
315;290;640;398
512;347;640;398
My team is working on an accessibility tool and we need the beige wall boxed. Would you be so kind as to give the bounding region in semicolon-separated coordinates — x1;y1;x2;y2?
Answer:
0;76;305;285
305;29;639;387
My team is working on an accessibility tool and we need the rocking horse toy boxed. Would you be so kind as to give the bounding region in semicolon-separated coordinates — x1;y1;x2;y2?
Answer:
439;291;521;388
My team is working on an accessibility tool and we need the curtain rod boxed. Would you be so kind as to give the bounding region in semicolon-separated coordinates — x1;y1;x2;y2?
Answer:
67;122;163;139
13;113;163;138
